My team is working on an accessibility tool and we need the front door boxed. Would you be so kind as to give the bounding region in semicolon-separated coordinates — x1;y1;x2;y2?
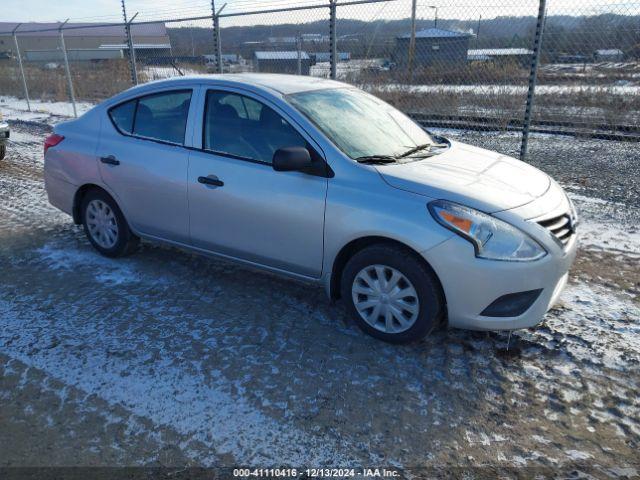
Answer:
187;89;328;278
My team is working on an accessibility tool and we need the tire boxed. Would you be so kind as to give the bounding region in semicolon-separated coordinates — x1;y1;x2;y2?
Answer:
81;189;139;257
0;143;5;160
341;244;445;344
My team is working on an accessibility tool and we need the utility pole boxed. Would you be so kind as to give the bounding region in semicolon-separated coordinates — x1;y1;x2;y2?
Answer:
297;31;302;75
12;24;30;111
407;0;417;83
58;19;77;117
476;14;481;49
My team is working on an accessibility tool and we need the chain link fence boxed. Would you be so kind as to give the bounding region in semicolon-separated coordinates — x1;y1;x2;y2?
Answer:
1;0;638;158
536;0;640;136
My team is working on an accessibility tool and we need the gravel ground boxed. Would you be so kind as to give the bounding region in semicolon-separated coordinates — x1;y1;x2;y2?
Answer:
0;119;639;475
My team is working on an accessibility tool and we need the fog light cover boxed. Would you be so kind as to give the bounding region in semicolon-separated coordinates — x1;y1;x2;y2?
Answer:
480;289;543;317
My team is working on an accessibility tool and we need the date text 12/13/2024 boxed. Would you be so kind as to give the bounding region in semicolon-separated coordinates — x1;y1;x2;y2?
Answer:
233;468;401;477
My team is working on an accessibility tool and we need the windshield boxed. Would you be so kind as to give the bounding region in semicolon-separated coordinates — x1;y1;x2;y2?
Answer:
287;87;434;160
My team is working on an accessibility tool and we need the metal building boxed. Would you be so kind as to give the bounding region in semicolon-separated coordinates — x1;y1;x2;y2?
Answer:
0;22;171;61
594;49;624;62
311;52;350;63
393;28;473;68
254;51;311;75
24;48;124;62
467;48;533;67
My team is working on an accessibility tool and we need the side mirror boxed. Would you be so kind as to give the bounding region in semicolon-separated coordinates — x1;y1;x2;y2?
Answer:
272;147;312;172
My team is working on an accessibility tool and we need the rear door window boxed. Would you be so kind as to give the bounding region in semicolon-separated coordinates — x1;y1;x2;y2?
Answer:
109;90;192;145
133;91;192;144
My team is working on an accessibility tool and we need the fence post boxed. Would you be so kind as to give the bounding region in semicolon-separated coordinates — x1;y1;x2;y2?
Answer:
121;0;138;85
519;0;547;161
297;32;302;75
407;0;417;83
58;20;77;118
215;15;223;74
128;17;139;84
211;0;224;74
329;0;337;79
11;24;31;111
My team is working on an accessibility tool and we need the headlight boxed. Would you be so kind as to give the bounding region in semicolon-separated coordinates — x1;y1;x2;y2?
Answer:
428;200;547;262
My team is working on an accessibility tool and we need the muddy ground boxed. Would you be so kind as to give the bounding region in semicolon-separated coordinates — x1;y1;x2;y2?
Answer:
0;119;638;476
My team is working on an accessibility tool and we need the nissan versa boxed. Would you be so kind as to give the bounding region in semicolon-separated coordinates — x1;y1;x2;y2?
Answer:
44;74;578;343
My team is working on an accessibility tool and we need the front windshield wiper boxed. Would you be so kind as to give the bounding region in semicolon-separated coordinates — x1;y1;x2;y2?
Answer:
355;155;398;165
356;141;450;164
396;142;449;159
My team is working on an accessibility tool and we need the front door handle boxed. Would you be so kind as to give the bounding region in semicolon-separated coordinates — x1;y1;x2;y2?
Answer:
100;155;120;166
198;175;224;187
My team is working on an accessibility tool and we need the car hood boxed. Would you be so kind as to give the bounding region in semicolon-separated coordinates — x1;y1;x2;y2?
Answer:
375;140;550;213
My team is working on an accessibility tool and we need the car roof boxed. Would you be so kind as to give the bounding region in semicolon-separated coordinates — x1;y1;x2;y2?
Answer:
128;73;348;96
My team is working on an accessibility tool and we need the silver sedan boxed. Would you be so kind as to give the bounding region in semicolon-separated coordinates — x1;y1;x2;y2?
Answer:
44;74;578;343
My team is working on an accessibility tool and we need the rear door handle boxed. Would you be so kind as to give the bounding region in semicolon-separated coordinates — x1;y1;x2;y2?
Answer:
100;155;120;166
198;175;224;187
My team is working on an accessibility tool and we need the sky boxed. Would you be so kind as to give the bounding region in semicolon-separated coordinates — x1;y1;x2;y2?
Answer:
0;0;635;24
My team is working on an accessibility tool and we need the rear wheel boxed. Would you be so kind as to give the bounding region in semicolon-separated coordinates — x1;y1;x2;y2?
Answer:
81;189;139;257
0;143;5;160
341;244;445;344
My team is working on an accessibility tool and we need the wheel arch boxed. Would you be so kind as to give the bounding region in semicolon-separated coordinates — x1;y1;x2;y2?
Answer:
328;236;446;305
72;183;114;224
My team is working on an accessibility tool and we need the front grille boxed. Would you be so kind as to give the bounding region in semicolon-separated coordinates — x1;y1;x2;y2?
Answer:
537;213;574;247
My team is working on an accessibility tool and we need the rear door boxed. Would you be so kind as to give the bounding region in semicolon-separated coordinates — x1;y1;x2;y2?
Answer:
98;89;193;243
187;87;328;278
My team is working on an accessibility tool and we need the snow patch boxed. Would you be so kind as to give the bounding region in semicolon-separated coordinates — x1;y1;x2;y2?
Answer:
1;95;94;123
543;282;640;370
0;293;354;466
568;191;640;257
564;450;592;461
36;244;144;286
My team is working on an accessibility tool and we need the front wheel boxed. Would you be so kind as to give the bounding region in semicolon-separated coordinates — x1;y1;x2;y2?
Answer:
81;189;139;257
341;244;445;344
0;143;5;160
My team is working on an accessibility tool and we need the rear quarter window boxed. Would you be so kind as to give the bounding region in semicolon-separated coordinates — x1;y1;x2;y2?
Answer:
108;100;136;133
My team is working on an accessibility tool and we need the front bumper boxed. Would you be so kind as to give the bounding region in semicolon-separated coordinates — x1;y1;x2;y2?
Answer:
424;231;577;331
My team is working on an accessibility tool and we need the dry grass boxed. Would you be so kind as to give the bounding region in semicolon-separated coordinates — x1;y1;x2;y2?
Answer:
375;87;524;131
370;85;640;132
1;58;638;133
138;62;208;82
71;60;133;100
539;62;640;86
0;60;132;103
358;61;529;86
357;62;640;131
